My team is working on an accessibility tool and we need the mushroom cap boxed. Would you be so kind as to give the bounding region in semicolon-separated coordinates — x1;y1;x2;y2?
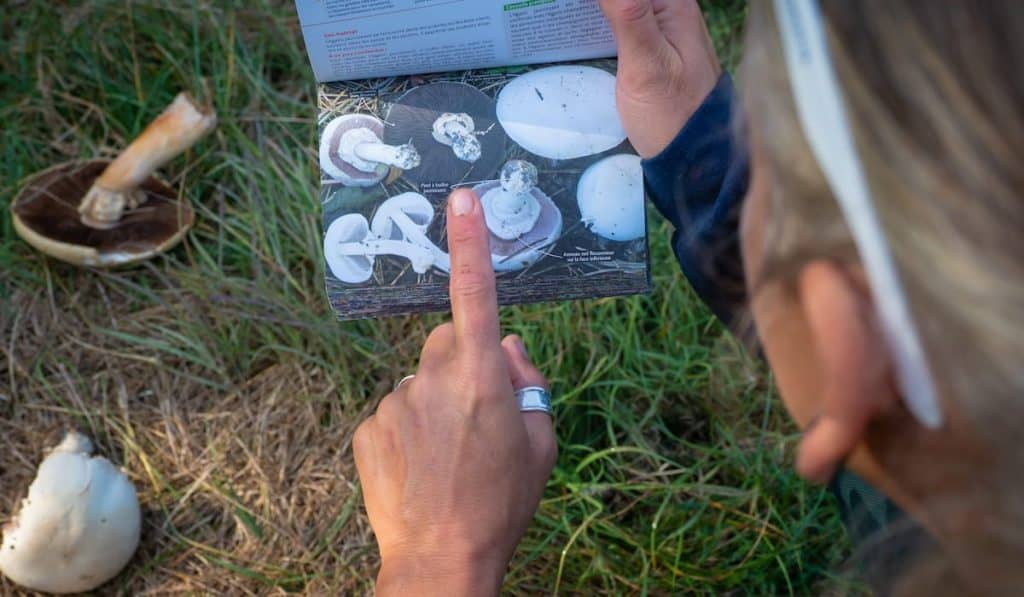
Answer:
385;82;506;193
320;114;389;187
500;160;538;195
471;180;563;272
497;65;627;161
324;213;374;284
577;154;646;242
0;432;141;594
11;160;193;268
371;192;435;240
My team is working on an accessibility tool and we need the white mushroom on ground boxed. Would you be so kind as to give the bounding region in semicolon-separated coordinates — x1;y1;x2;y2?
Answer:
431;113;482;163
577;154;646;242
320;114;421;187
497;65;627;160
0;432;141;595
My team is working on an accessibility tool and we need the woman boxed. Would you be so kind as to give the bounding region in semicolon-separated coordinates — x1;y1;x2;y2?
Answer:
352;0;1024;593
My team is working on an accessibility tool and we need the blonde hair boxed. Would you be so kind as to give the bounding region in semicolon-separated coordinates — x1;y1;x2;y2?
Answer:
742;0;1024;591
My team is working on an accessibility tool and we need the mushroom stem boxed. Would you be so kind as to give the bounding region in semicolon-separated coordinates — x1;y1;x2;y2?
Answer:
484;190;542;241
352;140;421;171
78;93;216;230
385;210;452;273
338;239;435;274
482;160;542;240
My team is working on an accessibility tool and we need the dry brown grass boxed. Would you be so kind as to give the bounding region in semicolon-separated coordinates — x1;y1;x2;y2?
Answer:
1;285;385;595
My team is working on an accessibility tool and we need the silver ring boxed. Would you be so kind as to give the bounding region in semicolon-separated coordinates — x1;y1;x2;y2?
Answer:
516;386;553;416
394;375;416;391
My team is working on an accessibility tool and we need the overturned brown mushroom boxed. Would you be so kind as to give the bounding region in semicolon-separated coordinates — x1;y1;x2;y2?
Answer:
10;93;216;267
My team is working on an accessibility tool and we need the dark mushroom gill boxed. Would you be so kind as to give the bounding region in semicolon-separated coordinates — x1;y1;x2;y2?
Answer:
12;160;192;254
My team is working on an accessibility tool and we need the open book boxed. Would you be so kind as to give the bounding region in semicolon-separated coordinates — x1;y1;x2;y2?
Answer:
296;1;650;320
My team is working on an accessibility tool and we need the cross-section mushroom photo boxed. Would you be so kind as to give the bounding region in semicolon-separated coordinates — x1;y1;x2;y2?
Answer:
317;60;650;320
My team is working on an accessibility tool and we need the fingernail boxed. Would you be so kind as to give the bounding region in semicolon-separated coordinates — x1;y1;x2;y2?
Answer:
450;190;474;216
513;337;529;360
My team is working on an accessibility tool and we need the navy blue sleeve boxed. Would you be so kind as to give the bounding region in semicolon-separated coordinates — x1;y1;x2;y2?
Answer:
641;74;750;329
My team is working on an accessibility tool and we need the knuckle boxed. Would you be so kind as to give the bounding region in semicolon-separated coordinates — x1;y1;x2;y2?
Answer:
429;322;454;341
451;269;493;301
374;392;404;423
453;375;489;404
451;360;502;403
352;421;373;456
424;323;455;351
536;432;559;472
612;0;650;23
448;224;484;248
619;51;681;99
545;436;559;469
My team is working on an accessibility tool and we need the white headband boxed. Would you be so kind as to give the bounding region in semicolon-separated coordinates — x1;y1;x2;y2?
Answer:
774;0;943;428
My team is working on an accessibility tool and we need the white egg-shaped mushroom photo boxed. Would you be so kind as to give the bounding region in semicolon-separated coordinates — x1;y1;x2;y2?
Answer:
578;154;647;242
496;65;627;161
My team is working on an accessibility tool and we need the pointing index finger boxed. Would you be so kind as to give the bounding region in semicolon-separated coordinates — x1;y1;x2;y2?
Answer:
446;189;501;355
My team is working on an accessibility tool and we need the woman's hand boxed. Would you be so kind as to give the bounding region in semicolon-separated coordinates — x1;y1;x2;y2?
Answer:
599;0;722;158
353;189;557;597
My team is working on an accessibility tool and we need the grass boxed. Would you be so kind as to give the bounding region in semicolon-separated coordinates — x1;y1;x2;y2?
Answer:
0;0;851;594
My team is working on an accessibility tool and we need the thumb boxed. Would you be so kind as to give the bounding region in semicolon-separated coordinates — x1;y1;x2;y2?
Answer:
599;0;668;67
501;336;557;475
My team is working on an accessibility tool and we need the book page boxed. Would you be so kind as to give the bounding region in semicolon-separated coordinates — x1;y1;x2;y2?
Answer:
296;0;617;82
317;60;650;320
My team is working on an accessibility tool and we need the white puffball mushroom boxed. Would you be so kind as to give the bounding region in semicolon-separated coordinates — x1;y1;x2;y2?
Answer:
577;154;646;242
0;432;141;595
497;66;627;160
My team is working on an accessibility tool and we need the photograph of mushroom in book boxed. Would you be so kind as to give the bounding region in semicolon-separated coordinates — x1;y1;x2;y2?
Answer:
319;59;650;320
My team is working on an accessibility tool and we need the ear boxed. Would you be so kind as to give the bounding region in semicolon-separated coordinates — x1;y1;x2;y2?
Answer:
795;260;900;483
